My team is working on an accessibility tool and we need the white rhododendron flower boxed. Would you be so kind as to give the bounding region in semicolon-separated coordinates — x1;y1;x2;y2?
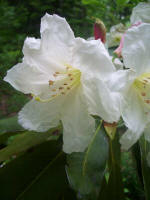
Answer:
110;23;150;150
4;14;120;153
106;23;126;48
130;2;150;24
115;2;150;57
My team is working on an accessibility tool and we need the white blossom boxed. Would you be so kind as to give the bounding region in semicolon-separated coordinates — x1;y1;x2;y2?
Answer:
108;23;150;150
4;14;120;153
130;2;150;24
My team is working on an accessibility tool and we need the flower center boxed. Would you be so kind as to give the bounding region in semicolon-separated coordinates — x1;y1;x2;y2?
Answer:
34;65;81;102
133;73;150;107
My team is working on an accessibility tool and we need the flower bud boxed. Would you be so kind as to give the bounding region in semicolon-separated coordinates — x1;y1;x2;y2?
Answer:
94;18;106;43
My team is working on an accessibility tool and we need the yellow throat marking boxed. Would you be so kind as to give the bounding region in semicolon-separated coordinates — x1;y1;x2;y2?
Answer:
33;65;81;102
133;73;150;106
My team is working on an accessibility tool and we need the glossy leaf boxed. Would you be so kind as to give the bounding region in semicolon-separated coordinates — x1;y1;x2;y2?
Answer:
0;127;61;162
0;116;24;134
104;132;125;200
66;120;109;199
131;143;144;187
0;139;75;200
0;116;25;145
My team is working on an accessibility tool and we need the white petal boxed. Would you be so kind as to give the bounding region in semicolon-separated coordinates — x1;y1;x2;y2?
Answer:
61;86;95;153
40;14;75;64
4;62;50;96
106;69;135;94
72;38;115;80
120;129;143;150
82;76;120;123
18;98;63;132
130;2;150;24
113;58;123;70
23;37;64;75
120;87;147;150
122;23;150;75
122;87;147;132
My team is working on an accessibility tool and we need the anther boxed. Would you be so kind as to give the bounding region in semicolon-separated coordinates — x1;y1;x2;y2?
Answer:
70;78;73;81
141;92;146;96
61;92;65;95
64;83;67;85
52;89;56;92
66;66;70;70
49;80;54;85
52;94;56;97
59;87;64;90
67;87;70;90
55;72;60;74
68;73;72;77
145;100;150;104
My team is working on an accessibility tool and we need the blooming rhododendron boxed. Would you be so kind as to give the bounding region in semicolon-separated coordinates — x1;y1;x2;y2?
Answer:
109;23;150;149
4;14;120;153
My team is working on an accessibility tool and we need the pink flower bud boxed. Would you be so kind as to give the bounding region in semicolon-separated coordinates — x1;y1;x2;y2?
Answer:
94;19;106;43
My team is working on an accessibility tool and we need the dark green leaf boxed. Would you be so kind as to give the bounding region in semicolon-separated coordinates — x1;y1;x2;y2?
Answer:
103;132;125;200
0;116;25;145
66;120;109;199
0;127;61;162
0;116;24;134
140;136;150;200
0;139;75;200
131;143;144;187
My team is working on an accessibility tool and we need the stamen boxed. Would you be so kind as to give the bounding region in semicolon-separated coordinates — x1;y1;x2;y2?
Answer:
59;87;64;90
34;65;81;103
141;92;146;96
145;100;150;104
49;80;54;85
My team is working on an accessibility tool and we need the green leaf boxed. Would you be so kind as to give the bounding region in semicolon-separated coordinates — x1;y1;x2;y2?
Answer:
0;116;25;145
0;116;24;134
103;132;125;200
140;136;150;200
0;139;75;200
66;120;109;199
0;127;61;162
131;143;144;187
